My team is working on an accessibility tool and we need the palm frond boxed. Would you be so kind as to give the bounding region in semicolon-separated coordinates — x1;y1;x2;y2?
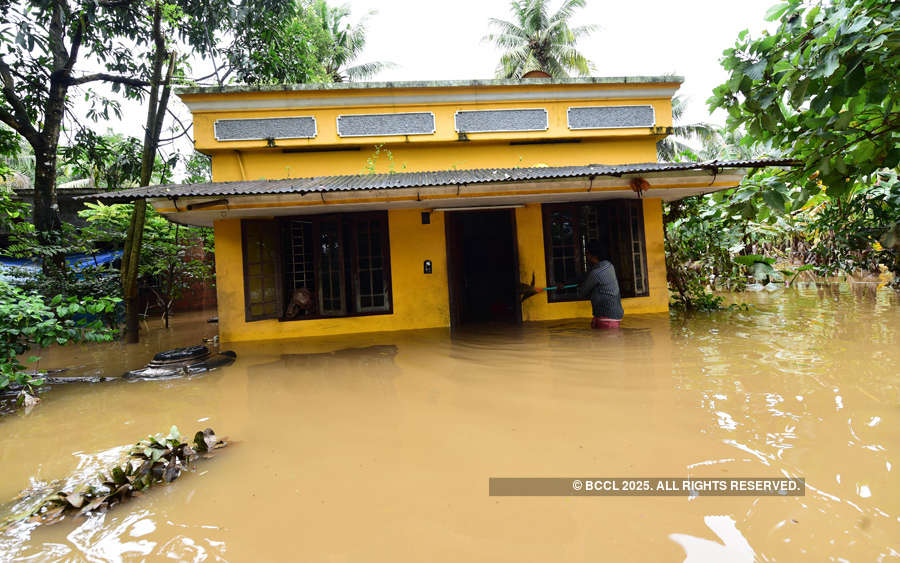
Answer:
550;0;587;25
657;137;695;161
345;61;397;81
487;0;595;79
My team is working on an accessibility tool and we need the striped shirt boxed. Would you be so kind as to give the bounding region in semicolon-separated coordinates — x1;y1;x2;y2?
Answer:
578;260;624;320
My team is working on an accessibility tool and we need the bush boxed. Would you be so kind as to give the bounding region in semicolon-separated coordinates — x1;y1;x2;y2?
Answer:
0;281;119;396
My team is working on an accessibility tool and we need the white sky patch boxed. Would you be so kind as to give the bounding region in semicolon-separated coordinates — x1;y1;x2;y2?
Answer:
73;0;778;179
346;0;775;125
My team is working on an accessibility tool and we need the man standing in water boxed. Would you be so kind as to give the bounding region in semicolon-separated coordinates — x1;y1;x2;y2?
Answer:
579;240;624;328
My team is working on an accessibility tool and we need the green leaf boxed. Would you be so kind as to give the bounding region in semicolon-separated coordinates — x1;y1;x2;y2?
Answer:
833;111;852;130
734;255;776;266
762;190;787;213
844;65;866;97
805;5;821;25
746;60;768;81
765;2;790;22
817;51;840;78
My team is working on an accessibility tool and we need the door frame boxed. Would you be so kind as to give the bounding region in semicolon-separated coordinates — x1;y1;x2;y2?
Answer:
444;208;522;328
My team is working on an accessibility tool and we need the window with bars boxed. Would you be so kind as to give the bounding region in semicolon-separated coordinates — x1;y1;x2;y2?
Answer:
242;212;392;322
541;200;648;302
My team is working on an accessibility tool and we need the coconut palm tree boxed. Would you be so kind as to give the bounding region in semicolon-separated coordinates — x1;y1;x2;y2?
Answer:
314;1;395;82
484;0;597;79
657;96;721;161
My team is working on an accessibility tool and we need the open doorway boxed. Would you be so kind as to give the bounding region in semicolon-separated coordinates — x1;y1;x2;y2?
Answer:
445;209;521;327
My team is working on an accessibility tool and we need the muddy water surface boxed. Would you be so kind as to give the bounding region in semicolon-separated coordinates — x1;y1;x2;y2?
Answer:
1;288;898;561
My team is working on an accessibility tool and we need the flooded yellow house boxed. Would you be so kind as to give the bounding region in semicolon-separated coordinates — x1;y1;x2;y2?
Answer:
94;77;785;342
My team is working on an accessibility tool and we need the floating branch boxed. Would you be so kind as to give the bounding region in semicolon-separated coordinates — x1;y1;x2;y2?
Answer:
0;427;227;529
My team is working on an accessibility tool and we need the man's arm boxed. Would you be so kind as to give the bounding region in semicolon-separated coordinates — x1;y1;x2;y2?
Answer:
578;268;598;299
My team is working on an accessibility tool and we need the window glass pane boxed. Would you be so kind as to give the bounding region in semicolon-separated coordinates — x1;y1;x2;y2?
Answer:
548;210;579;299
286;220;315;291
243;220;281;321
319;220;345;314
354;217;390;312
249;278;262;301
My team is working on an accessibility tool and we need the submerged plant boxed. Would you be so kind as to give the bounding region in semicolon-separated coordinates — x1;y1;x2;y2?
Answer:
0;427;226;530
0;281;120;403
733;255;778;284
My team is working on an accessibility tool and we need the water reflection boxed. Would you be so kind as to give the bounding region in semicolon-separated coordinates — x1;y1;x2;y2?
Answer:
0;288;897;561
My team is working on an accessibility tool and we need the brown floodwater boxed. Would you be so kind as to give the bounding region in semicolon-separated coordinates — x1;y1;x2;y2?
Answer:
1;286;898;562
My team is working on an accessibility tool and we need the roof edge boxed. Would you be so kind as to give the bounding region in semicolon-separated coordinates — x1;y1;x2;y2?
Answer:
176;75;685;97
77;159;797;203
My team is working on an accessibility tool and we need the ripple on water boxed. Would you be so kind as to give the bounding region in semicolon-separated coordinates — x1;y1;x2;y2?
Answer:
0;288;897;561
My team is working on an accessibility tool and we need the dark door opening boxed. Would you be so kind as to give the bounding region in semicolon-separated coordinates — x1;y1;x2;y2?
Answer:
445;209;521;326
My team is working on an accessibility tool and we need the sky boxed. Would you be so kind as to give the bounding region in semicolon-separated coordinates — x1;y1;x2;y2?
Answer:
83;0;778;175
337;0;776;125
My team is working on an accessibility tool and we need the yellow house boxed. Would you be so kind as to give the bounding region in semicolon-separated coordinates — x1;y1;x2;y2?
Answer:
94;77;785;342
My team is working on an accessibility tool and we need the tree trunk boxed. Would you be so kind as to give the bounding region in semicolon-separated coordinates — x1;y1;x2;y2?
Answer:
32;149;61;235
31;0;72;269
120;5;174;343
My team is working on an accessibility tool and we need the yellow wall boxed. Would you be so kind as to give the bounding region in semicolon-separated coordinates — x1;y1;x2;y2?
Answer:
211;139;658;182
214;208;450;342
214;198;668;342
185;82;677;154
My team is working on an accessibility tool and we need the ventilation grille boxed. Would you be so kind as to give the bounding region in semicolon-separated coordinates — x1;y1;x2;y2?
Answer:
567;106;655;130
455;108;548;133
336;112;435;137
214;116;317;141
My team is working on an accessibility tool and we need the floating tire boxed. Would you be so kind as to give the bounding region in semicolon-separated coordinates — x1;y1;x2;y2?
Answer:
149;345;211;367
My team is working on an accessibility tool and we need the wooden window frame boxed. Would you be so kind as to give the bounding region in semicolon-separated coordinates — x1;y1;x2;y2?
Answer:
541;200;649;303
241;219;284;322
314;216;348;316
349;214;393;314
277;211;393;322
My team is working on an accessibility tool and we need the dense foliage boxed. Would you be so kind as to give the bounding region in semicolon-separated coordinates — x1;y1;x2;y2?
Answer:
79;202;214;327
665;0;900;309
709;0;899;199
225;0;333;84
0;281;119;395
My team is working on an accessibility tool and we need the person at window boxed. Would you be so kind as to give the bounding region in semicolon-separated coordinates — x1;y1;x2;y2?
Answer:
579;240;624;328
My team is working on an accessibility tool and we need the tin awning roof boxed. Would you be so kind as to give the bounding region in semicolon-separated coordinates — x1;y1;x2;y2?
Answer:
80;159;795;203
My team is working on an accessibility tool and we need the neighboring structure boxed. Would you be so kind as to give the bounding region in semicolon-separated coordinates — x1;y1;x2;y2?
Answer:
87;77;788;342
1;177;97;246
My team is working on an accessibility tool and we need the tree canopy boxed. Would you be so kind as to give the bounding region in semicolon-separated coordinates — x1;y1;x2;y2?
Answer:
484;0;596;79
709;0;900;199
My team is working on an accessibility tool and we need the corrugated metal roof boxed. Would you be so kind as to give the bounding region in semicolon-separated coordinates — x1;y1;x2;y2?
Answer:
79;159;797;202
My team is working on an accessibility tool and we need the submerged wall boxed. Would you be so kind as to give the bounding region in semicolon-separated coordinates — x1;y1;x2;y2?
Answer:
517;198;668;322
213;198;668;343
214;208;450;342
200;80;677;342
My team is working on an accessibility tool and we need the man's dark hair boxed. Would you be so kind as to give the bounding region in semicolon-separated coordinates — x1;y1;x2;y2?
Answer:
586;239;609;261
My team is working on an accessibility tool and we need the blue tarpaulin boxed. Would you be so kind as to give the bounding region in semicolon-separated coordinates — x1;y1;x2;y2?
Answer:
0;250;122;283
